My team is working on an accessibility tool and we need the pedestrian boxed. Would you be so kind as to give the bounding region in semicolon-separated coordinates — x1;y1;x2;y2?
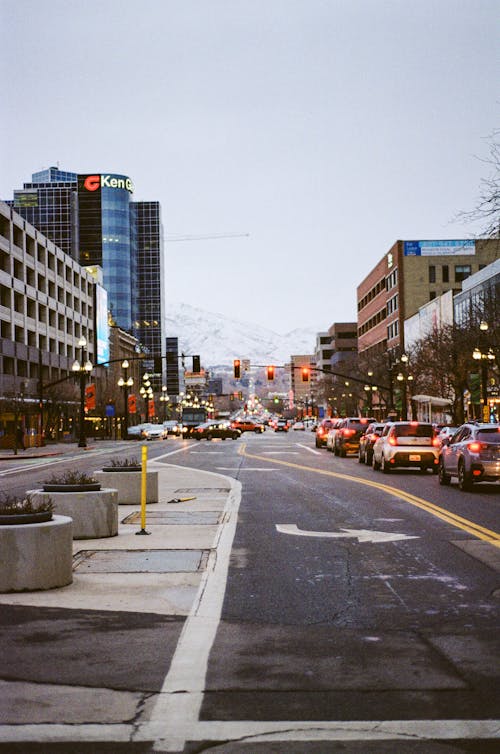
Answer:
16;426;24;451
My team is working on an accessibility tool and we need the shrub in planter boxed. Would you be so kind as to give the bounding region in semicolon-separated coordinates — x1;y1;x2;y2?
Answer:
41;470;101;492
102;456;141;473
0;493;54;525
0;494;72;592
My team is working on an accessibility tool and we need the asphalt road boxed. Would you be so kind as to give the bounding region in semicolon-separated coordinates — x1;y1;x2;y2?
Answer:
1;430;499;752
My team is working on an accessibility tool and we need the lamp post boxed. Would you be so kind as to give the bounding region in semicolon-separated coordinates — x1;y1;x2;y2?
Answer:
472;321;495;422
140;373;154;422
118;359;134;439
160;385;170;421
72;336;93;448
363;370;377;416
396;354;413;421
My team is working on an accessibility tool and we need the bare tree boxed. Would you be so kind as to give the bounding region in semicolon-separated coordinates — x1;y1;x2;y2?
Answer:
455;131;500;239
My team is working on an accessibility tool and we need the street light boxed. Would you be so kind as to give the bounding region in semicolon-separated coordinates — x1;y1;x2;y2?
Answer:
363;370;377;415
472;321;495;421
117;359;134;439
140;372;154;422
396;354;414;421
160;385;170;421
72;336;93;448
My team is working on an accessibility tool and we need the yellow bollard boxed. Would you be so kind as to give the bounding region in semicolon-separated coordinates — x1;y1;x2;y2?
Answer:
136;444;150;535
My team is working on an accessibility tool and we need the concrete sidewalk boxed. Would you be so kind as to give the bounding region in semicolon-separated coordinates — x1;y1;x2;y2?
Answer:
0;455;239;746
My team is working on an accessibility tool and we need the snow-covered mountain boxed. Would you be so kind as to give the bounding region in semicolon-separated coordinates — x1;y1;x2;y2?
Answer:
164;301;318;368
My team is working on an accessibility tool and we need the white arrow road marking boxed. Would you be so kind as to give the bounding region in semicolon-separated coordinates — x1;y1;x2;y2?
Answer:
276;524;419;543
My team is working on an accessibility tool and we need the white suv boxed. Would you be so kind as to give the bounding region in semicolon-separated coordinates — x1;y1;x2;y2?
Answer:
372;421;440;474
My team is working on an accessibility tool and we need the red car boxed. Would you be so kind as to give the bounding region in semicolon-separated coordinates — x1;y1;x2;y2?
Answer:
315;418;338;448
231;419;265;433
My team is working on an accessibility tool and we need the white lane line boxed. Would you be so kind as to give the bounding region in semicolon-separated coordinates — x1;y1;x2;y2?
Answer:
141;472;242;752
296;443;321;455
260;451;299;455
2;718;498;746
216;467;279;471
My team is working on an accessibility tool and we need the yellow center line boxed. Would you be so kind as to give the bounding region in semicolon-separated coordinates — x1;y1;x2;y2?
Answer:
238;444;500;546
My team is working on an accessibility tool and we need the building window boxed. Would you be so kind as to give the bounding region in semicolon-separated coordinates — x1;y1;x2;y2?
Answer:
455;265;471;283
429;291;436;300
429;265;436;283
442;265;449;283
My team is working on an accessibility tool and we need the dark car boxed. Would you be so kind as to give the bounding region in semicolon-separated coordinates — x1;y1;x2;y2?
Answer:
358;422;385;465
315;418;338;448
438;422;500;490
334;417;376;457
274;419;289;432
194;421;241;441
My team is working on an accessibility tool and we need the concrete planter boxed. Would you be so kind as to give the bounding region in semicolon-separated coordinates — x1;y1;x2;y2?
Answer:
27;488;119;539
94;470;158;504
0;515;73;592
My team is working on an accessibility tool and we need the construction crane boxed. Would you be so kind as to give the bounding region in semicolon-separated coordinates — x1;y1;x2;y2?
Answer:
165;232;250;242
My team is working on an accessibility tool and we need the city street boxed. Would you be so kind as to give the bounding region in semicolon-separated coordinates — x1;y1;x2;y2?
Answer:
0;430;499;752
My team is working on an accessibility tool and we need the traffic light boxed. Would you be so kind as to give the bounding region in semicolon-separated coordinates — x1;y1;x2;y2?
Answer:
192;355;201;373
266;365;275;381
233;359;241;379
301;366;310;382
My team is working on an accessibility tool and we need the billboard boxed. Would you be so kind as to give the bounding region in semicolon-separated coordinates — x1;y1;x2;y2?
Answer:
95;284;110;365
404;240;475;256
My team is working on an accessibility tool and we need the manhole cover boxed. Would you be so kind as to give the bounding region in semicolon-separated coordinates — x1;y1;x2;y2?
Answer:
122;511;220;525
73;549;208;573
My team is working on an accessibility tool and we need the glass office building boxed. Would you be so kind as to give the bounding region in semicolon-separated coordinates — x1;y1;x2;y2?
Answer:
78;174;135;330
6;167;164;355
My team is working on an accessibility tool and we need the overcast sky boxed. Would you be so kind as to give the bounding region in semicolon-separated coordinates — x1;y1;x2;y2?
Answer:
1;0;498;334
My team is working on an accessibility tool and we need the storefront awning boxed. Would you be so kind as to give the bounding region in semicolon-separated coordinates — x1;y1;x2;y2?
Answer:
411;394;452;407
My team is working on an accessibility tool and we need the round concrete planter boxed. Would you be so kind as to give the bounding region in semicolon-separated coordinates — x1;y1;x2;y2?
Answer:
0;515;73;592
27;488;119;539
94;470;158;504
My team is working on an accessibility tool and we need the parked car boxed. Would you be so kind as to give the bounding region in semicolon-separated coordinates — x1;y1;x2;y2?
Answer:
438;422;500;490
315;418;338;448
334;417;376;457
142;423;167;440
231;418;265;433
193;421;241;441
372;421;440;473
358;422;385;465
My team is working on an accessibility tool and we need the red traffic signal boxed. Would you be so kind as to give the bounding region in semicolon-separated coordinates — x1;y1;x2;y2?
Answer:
266;365;275;381
233;359;241;379
301;366;310;382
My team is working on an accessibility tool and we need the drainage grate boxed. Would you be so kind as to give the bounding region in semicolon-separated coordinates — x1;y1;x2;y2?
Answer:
73;549;208;573
122;511;220;525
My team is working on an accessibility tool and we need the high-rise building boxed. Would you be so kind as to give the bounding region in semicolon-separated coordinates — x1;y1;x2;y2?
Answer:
7;167;165;366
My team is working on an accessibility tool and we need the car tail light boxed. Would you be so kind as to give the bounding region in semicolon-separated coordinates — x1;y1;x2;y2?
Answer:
369;433;378;441
318;428;325;436
467;442;483;453
432;437;441;447
343;428;356;437
388;436;397;446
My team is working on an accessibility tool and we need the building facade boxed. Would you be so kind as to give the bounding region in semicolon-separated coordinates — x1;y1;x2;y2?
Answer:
0;200;96;443
357;239;499;358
